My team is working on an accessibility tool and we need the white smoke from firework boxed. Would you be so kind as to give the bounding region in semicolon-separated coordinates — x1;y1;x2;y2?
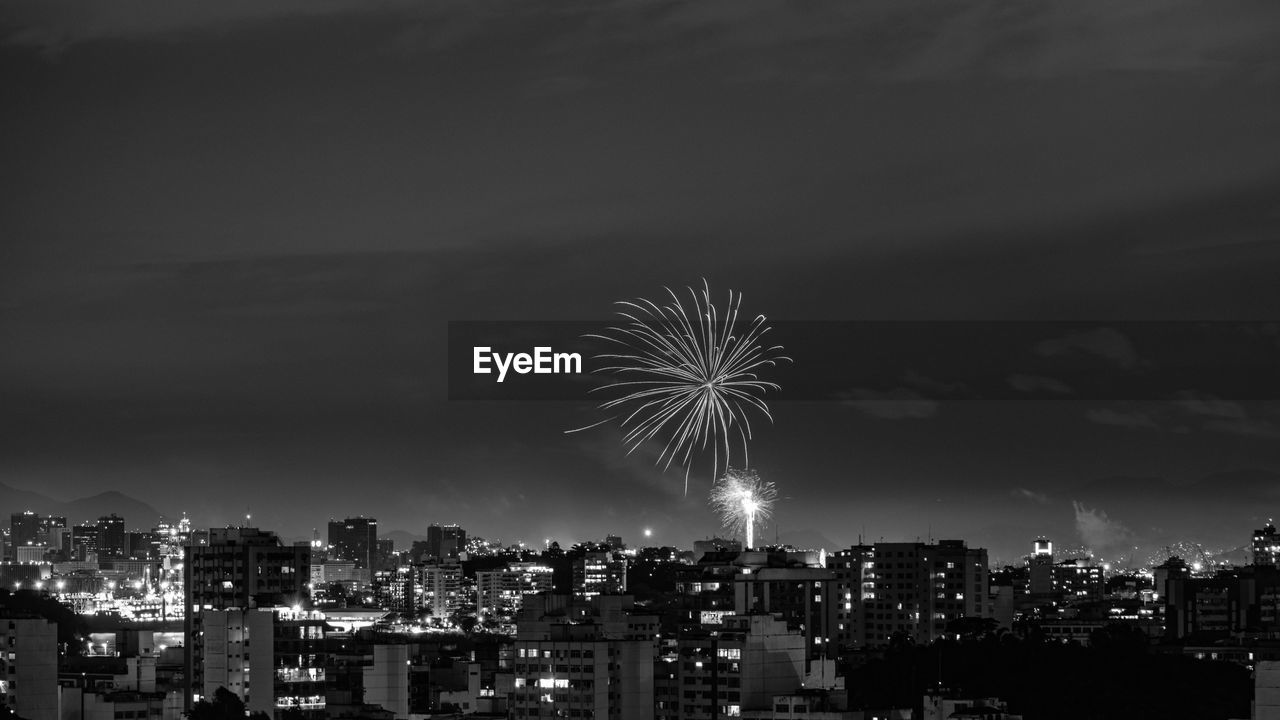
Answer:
710;468;776;550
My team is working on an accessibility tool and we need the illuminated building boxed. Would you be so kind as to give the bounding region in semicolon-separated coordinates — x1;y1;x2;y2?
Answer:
1051;559;1106;601
327;517;377;570
200;606;327;718
36;516;66;550
15;545;48;564
97;514;127;559
0;615;59;720
1032;537;1053;558
1028;537;1056;596
426;524;467;563
476;562;554;631
1256;523;1280;567
829;540;990;649
317;560;368;589
572;550;627;600
512;595;656;720
655;614;805;720
183;527;311;710
1163;566;1280;639
9;512;42;555
373;565;418;615
58;645;168;720
733;564;835;667
156;515;193;558
8;512;65;564
419;562;464;622
826;546;870;656
71;523;100;562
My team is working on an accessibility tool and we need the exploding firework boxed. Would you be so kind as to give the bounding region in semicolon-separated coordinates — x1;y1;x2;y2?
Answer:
710;468;776;549
569;281;789;490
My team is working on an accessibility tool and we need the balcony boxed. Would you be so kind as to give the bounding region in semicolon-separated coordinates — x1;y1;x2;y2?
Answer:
276;668;325;683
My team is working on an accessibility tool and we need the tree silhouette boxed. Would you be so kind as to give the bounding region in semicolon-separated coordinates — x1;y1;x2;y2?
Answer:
189;688;271;720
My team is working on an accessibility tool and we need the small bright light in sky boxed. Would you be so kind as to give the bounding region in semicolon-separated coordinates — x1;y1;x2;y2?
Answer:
644;528;653;538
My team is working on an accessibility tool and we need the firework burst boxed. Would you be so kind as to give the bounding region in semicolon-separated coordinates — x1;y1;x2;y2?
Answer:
569;280;789;491
710;468;776;549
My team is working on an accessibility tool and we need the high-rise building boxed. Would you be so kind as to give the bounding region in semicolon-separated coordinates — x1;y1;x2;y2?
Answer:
825;545;870;656
1164;565;1280;639
126;531;162;561
1256;523;1280;567
426;524;467;562
572;550;627;600
183;527;311;709
1153;556;1191;601
373;565;419;616
35;516;65;550
420;562;465;622
97;514;127;559
200;606;327;718
828;540;989;649
70;523;100;561
655;614;806;720
1049;559;1106;601
1029;537;1057;596
327;517;377;569
9;512;42;553
511;595;656;720
476;562;555;631
374;538;395;572
0;615;59;720
1026;535;1104;602
733;564;835;667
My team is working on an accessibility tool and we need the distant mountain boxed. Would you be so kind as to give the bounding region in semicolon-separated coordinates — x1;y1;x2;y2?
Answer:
0;482;166;530
381;530;428;550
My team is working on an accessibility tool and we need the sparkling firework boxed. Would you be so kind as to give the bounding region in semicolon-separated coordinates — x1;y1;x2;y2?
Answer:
710;468;776;550
570;281;789;490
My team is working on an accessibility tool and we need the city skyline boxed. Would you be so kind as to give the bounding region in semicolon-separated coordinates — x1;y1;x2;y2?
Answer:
5;0;1280;717
4;1;1280;570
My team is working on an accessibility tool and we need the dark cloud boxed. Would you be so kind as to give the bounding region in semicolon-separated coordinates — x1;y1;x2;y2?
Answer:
1036;328;1142;370
1085;407;1161;430
1008;374;1074;395
837;388;939;420
2;0;1280;558
1174;390;1249;420
1083;395;1280;440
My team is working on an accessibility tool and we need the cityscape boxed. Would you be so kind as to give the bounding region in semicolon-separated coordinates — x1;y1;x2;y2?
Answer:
5;0;1280;719
0;506;1277;719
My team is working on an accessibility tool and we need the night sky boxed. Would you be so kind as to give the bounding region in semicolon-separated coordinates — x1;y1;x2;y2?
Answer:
3;0;1280;563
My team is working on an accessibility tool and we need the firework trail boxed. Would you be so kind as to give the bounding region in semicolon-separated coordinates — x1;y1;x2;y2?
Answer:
568;280;789;491
710;468;776;549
